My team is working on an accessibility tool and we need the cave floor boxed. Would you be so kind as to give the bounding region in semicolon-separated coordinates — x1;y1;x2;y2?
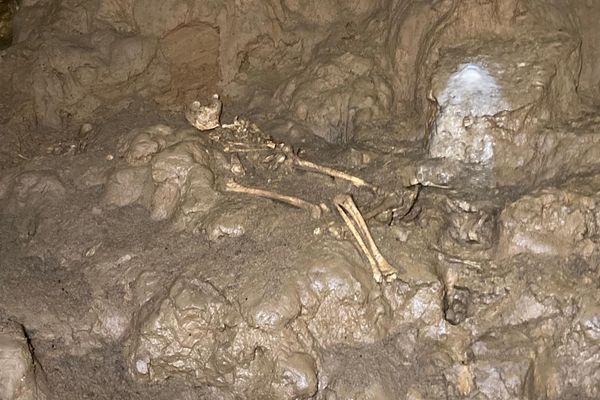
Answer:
1;101;599;400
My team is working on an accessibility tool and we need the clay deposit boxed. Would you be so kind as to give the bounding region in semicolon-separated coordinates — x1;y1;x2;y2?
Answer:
1;0;600;399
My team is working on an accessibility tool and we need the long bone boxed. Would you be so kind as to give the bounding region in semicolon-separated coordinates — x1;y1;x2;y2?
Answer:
335;197;383;283
224;180;322;219
334;194;402;283
281;145;377;191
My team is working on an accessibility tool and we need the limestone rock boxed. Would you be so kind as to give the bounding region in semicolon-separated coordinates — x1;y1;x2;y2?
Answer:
274;352;318;399
104;124;220;231
498;187;599;258
103;166;153;208
126;241;399;397
281;0;384;26
0;170;67;238
3;170;66;212
294;241;392;345
0;319;48;400
427;34;580;165
118;125;173;167
385;0;589;187
128;277;241;382
274;52;393;143
127;273;317;399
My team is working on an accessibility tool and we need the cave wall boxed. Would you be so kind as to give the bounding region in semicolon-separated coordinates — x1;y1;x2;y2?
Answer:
574;0;600;98
386;0;582;116
1;0;600;135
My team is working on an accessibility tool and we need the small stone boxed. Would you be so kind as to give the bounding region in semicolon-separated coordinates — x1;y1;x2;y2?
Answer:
91;207;102;215
277;353;318;399
117;254;132;264
85;243;101;257
136;360;149;375
79;123;94;136
406;387;424;400
392;226;409;242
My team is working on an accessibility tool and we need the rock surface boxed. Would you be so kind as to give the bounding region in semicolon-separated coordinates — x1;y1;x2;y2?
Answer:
499;185;600;258
104;124;221;231
0;319;48;400
1;0;600;399
127;241;399;398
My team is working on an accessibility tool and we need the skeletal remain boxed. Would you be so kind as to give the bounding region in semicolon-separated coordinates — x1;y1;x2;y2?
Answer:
293;157;375;190
334;194;402;283
186;94;222;131
220;117;248;131
335;198;383;282
224;146;271;153
363;186;420;221
363;194;400;221
210;115;377;190
230;154;245;177
186;109;412;284
281;146;376;190
434;248;483;269
224;137;374;188
224;180;322;219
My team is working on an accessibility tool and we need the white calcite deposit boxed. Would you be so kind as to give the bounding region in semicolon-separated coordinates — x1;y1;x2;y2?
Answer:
429;63;508;164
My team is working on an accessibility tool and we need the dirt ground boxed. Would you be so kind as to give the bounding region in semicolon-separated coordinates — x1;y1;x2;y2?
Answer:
1;1;600;400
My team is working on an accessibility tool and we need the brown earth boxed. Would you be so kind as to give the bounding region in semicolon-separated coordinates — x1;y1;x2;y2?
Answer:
1;1;599;399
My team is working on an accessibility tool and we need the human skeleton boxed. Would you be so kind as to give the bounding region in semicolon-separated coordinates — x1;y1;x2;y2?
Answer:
185;96;419;283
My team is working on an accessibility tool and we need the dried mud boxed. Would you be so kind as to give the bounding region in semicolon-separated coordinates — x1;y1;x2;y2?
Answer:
1;1;600;399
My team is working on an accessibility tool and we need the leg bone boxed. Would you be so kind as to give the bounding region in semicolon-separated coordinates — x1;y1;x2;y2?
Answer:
282;147;376;191
334;200;383;283
334;194;402;282
224;180;322;219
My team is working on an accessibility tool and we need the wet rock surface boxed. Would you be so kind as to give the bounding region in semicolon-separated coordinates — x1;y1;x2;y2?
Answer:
1;0;600;399
104;124;222;232
0;0;14;49
0;318;48;400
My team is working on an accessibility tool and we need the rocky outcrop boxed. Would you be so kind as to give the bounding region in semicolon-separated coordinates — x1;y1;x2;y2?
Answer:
126;240;443;398
104;124;222;232
0;319;48;400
